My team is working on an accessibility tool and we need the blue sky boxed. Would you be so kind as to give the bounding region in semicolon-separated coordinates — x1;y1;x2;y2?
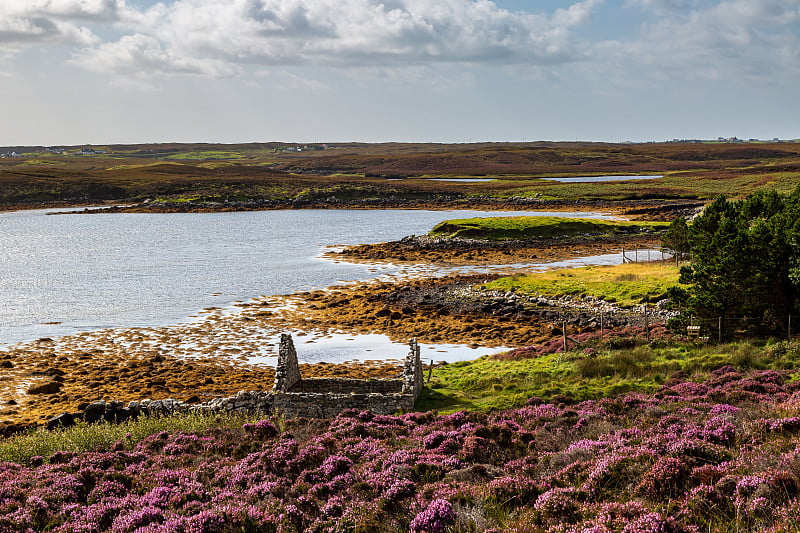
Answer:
1;0;798;145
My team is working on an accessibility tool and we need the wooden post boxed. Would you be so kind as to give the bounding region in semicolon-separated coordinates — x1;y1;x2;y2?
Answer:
562;320;568;352
644;308;649;340
427;360;433;384
600;313;605;338
622;248;625;263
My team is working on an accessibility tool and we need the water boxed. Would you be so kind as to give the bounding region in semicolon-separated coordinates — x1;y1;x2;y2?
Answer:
0;208;618;348
541;175;663;183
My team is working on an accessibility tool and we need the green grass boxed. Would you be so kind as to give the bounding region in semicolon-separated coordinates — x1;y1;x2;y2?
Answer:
428;216;669;240
483;262;681;305
0;411;265;464
418;339;800;413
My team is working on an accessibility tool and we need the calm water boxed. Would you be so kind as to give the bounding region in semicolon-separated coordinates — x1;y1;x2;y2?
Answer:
0;208;617;347
542;175;663;182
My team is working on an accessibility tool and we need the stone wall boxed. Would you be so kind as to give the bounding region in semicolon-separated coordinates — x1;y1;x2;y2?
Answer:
269;335;422;418
288;379;403;394
273;333;301;392
46;334;424;429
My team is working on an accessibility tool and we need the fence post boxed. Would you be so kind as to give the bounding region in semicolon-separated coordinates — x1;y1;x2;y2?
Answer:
622;248;625;263
600;313;605;338
644;308;649;340
562;320;568;353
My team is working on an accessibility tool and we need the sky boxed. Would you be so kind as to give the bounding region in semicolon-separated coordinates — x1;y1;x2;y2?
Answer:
0;0;799;145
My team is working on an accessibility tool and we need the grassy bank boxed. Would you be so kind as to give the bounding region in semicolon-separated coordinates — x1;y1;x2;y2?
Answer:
483;261;681;305
419;339;800;413
428;216;669;240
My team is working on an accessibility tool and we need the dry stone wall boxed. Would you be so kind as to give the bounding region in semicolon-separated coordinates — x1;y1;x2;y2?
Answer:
47;334;424;429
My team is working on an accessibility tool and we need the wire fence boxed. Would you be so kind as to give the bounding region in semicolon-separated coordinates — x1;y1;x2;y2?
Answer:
514;304;796;351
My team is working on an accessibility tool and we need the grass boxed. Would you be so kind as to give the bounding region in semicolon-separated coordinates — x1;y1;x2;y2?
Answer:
418;338;800;413
0;411;265;464
428;216;669;240
483;261;681;305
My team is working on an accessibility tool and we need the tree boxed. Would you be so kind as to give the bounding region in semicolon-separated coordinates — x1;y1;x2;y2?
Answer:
671;189;800;336
661;216;690;262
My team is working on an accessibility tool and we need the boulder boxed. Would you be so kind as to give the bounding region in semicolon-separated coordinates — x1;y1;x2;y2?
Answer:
84;401;107;423
27;381;62;395
47;413;76;430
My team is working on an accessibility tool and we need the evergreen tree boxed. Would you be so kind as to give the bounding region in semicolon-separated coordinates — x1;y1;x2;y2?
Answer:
672;188;800;336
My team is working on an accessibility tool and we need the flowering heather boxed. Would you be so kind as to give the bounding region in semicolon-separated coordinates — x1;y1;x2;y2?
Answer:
3;367;800;531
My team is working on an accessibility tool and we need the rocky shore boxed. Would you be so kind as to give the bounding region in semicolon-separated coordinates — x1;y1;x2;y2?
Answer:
26;197;703;219
0;206;678;432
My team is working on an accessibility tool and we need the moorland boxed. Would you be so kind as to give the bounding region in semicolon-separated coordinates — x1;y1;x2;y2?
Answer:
3;141;800;532
2;140;799;214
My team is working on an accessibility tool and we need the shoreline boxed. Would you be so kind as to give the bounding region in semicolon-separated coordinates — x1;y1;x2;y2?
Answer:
0;208;672;431
0;197;704;221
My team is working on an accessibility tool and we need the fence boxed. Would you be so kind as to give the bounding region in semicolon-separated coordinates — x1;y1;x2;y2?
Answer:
621;248;673;263
516;303;796;352
685;315;796;343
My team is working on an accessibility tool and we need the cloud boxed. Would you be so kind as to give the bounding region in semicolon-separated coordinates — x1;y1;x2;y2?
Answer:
69;0;600;82
608;0;800;82
73;33;239;83
4;0;128;21
0;4;103;49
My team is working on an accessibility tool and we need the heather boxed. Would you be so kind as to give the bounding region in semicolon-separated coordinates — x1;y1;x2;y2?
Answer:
4;363;800;531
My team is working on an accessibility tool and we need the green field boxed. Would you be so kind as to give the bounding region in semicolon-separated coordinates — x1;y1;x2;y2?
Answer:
483;261;680;305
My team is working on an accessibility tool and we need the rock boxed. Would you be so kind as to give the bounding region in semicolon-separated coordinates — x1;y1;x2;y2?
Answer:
0;422;33;438
43;367;65;377
84;401;107;423
46;413;76;430
27;381;62;395
0;361;12;368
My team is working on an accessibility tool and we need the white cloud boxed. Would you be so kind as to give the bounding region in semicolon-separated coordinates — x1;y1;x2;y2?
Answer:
2;0;128;21
73;32;239;82
68;0;600;83
608;0;800;82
